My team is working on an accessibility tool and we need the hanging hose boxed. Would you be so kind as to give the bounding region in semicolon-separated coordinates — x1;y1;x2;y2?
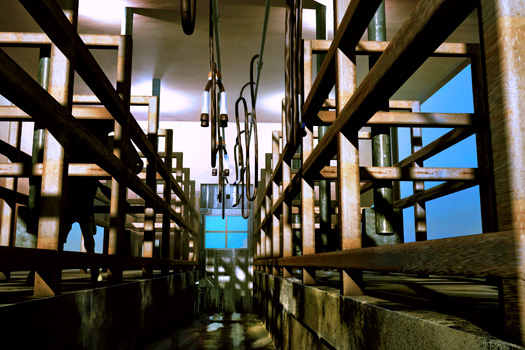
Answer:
233;97;250;219
233;54;260;219
201;0;229;218
180;0;196;35
232;0;272;216
246;54;259;201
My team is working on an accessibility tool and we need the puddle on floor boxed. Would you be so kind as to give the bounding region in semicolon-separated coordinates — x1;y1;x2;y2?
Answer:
146;312;276;350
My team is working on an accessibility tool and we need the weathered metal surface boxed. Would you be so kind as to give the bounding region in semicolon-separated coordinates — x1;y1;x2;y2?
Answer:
255;230;521;278
301;38;316;285
0;32;120;48
334;0;362;296
0;246;197;270
394;181;476;210
162;130;173;263
302;128;315;285
317;166;478;181
282;101;292;278
479;0;525;343
303;0;383;127
143;79;159;269
0;52;195;234
411;117;427;242
17;0;198;219
362;208;403;246
0;121;21;282
265;154;272;260
73;94;152;106
272;131;280;262
315;110;476;126
311;39;476;57
395;127;474;168
33;0;78;297
302;0;477;181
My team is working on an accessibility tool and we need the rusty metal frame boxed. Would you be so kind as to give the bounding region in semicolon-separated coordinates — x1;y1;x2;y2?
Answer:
0;0;199;294
251;0;522;334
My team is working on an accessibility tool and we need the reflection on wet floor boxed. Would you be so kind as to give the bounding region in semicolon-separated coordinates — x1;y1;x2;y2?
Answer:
146;313;276;350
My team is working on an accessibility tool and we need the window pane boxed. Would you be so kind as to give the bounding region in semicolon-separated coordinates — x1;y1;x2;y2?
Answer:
205;232;226;248
206;216;226;231
227;232;248;249
227;216;248;231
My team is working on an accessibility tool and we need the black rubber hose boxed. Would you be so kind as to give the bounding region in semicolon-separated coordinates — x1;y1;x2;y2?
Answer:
246;54;259;202
181;0;196;35
209;0;217;168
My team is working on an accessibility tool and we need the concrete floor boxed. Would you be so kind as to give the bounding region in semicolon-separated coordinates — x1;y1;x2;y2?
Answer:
145;312;276;350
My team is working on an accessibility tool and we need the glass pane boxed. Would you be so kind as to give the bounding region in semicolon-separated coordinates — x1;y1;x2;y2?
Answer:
227;216;248;231
227;232;248;249
206;216;226;231
205;232;226;249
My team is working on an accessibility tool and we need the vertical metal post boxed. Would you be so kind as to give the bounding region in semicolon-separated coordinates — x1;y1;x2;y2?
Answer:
26;47;51;251
282;99;293;278
161;129;173;274
260;169;266;261
183;169;191;260
0;122;21;281
272;131;281;276
335;0;363;296
108;7;133;283
34;0;78;297
316;4;332;252
265;153;272;261
190;180;197;262
479;0;525;343
368;0;396;240
470;50;497;235
301;39;315;285
143;84;159;274
410;103;427;242
291;156;301;256
174;156;183;262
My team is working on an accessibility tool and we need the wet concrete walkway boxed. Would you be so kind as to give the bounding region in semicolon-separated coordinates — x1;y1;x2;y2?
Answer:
146;313;276;350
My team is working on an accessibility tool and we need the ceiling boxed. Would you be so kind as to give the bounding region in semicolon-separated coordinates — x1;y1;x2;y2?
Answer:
0;0;479;124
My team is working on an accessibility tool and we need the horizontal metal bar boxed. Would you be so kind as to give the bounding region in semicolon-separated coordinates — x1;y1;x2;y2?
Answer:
0;185;28;206
395;127;475;168
311;39;477;57
321;99;418;110
254;230;521;278
316;111;475;127
0;163;109;178
0;105;114;121
0;32;120;48
73;94;152;106
0;246;196;271
319;166;478;181
0;138;32;162
394;180;476;209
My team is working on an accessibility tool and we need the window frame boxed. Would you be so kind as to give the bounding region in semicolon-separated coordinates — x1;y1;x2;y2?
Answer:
204;215;248;250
